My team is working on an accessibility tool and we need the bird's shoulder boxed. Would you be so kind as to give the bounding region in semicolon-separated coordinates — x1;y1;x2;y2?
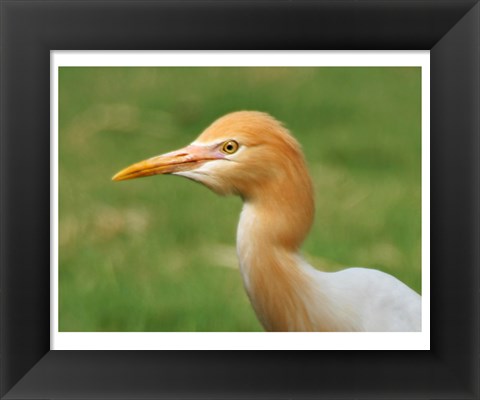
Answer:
329;267;420;301
326;267;421;331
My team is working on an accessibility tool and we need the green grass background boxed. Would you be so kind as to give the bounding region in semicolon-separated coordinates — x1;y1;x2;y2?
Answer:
59;67;421;332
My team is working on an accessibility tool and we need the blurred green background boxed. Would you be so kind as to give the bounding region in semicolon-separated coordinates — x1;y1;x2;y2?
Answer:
59;67;421;332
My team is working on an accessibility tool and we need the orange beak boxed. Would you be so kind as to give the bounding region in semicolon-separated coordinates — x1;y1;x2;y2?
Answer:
112;144;220;182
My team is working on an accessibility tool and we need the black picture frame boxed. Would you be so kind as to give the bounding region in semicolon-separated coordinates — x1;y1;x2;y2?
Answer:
1;1;479;399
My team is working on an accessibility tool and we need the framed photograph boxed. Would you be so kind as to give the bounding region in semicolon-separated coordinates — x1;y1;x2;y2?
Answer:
1;1;478;399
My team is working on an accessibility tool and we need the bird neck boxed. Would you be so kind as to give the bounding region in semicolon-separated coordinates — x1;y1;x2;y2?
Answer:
236;183;321;331
237;189;356;332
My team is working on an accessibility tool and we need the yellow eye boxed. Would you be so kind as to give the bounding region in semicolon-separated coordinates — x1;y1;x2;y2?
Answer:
222;140;239;154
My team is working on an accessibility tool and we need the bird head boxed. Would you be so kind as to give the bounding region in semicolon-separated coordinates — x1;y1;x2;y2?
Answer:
113;111;312;202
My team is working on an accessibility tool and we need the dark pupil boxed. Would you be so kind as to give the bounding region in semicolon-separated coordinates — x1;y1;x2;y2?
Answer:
227;144;233;151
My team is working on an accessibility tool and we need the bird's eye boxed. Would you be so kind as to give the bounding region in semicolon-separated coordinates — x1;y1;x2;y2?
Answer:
221;140;239;154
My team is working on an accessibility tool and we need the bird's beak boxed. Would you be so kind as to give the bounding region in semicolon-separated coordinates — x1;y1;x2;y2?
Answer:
112;144;219;182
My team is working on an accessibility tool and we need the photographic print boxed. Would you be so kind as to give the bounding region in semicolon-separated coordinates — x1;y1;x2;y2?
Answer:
53;52;429;350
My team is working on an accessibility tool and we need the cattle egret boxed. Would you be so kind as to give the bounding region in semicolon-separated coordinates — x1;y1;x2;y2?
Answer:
113;111;421;332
